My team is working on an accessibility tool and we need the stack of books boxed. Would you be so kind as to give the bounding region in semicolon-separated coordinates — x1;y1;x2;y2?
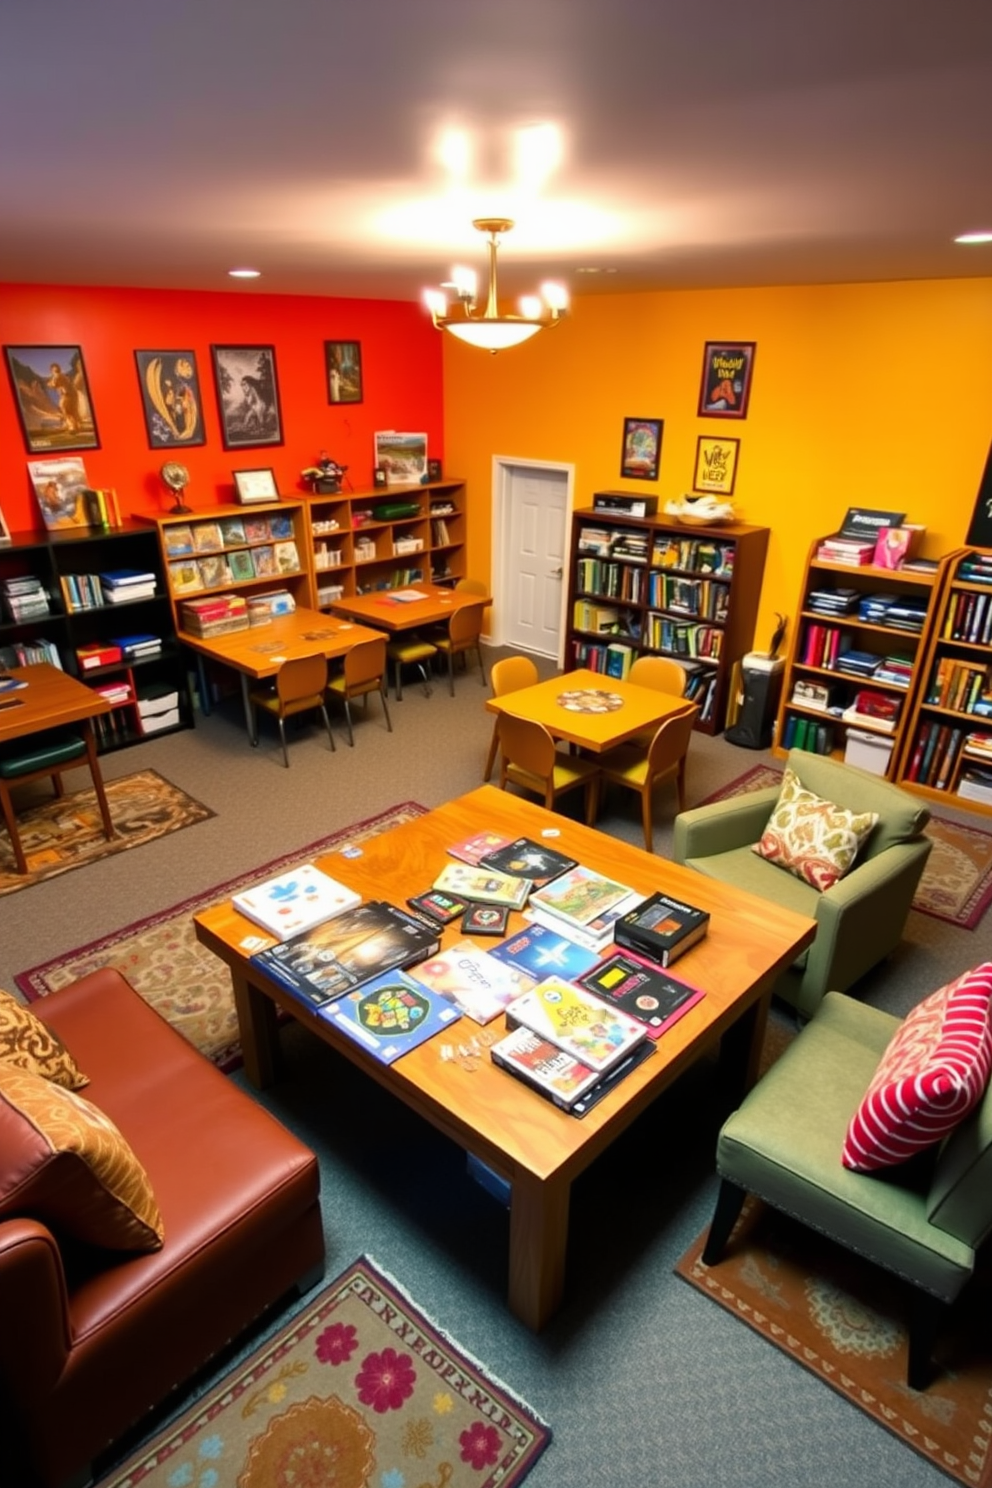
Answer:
804;587;859;617
816;536;877;565
100;568;157;602
957;553;992;585
958;767;992;804
2;575;50;621
76;641;123;671
113;632;163;662
247;589;295;625
525;865;641;953
835;649;881;679
179;593;249;637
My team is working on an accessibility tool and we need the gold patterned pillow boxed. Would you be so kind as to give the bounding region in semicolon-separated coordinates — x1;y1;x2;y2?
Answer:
0;988;88;1090
753;766;879;891
0;1062;163;1251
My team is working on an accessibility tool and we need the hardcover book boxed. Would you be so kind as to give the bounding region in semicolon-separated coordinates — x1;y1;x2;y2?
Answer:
251;900;440;1007
478;836;578;888
488;922;600;991
613;890;710;967
232;863;362;941
163;523;195;557
505;975;648;1074
445;830;514;866
218;516;247;546
577;949;705;1038
319;969;462;1065
432;860;531;910
408;940;530;1024
527;865;640;935
191;521;223;553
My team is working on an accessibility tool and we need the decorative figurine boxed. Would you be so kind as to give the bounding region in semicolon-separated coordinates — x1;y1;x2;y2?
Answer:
301;451;347;494
160;460;192;514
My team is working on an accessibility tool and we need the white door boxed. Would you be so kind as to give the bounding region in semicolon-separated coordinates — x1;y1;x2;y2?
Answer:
497;463;570;660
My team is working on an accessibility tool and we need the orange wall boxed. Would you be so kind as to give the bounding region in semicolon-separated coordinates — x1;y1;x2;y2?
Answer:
441;277;992;652
0;284;443;535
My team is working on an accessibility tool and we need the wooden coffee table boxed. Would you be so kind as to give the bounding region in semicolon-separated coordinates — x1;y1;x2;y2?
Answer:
194;785;815;1330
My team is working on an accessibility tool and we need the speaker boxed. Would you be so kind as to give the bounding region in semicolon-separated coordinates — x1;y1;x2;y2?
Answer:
725;654;785;750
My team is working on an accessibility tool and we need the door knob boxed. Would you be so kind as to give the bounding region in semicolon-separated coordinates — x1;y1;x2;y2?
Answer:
550;567;563;579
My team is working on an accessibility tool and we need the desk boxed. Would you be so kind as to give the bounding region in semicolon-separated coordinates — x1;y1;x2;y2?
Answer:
0;663;113;872
179;607;384;742
486;667;692;753
194;784;815;1331
328;584;489;631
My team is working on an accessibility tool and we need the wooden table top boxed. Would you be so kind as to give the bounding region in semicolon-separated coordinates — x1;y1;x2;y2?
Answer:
177;607;385;680
195;785;815;1187
485;667;694;752
0;662;111;744
328;585;490;632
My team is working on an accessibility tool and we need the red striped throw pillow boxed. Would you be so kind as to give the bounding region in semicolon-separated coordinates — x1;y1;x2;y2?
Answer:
842;963;992;1173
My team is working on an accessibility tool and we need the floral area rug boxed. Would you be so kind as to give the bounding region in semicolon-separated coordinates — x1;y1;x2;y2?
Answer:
676;1198;992;1487
15;802;427;1070
701;764;992;928
97;1255;551;1488
0;769;213;895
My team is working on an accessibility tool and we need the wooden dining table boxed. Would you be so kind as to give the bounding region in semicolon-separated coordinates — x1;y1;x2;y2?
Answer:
485;666;693;753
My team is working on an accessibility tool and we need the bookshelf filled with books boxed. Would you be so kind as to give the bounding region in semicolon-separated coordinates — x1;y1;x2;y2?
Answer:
773;534;949;778
894;546;992;813
0;523;190;751
565;506;769;733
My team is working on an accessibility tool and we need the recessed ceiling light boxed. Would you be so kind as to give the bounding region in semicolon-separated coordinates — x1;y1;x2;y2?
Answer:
228;267;261;278
954;232;992;245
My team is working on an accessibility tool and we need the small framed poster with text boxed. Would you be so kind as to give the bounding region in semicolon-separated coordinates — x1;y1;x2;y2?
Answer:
697;341;755;419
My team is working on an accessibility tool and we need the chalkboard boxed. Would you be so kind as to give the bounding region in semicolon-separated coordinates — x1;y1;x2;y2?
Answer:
965;438;992;547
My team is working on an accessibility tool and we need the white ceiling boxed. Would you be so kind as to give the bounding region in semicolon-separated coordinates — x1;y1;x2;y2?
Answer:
3;1;992;304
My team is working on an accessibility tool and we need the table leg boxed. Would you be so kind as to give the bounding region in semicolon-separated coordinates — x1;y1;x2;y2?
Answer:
240;673;258;745
196;655;212;716
84;723;115;841
718;988;771;1112
508;1170;570;1331
232;971;285;1088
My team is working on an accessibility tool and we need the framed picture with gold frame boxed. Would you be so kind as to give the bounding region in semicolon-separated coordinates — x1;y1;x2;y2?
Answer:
693;435;740;495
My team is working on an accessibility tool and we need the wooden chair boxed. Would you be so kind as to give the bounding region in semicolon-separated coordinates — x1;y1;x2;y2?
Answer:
386;633;437;700
326;636;393;746
599;702;699;851
0;730;115;874
484;654;539;781
628;655;686;696
248;654;335;768
433;602;487;696
497;712;600;826
455;577;488;595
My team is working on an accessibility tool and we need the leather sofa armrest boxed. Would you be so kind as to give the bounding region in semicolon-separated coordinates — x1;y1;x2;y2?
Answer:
673;786;780;863
0;1219;71;1406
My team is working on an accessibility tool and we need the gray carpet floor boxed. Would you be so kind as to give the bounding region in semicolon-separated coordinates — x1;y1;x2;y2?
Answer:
6;645;991;1488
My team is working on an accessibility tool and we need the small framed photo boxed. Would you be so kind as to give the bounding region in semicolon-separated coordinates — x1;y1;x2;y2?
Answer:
698;341;756;419
233;467;279;504
324;340;363;404
693;435;740;495
211;344;283;449
620;417;663;481
427;458;443;481
134;350;205;448
4;344;100;453
373;467;388;488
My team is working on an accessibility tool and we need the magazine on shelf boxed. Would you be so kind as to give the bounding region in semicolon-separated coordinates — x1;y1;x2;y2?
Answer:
408;940;530;1024
232;863;362;941
477;836;578;889
576;949;705;1038
432;860;531;910
505;974;648;1074
318;969;462;1065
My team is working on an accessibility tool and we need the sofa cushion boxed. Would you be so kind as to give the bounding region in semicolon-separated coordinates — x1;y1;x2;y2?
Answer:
0;988;88;1090
842;963;992;1173
784;750;929;858
754;766;878;891
0;1062;164;1251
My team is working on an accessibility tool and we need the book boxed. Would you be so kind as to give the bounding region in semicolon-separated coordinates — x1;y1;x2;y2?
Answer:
613;890;710;967
490;1024;656;1115
243;516;272;543
576;949;705;1038
461;903;509;936
446;829;514;866
192;522;223;553
432;860;531;910
505;975;648;1074
252;544;278;576
197;554;232;588
488;922;600;991
406;889;468;926
251;900;441;1008
169;559;204;594
228;548;256;581
273;539;300;573
99;568;156;587
232;863;362;941
408;940;529;1024
478;836;578;889
527;865;640;936
163;523;194;556
76;642;123;671
318;968;462;1064
218;516;247;545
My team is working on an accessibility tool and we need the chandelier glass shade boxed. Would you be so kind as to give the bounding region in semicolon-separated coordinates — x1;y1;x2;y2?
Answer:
424;218;568;353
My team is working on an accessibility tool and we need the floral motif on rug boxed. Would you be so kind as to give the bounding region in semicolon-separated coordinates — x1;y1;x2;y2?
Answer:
98;1256;551;1488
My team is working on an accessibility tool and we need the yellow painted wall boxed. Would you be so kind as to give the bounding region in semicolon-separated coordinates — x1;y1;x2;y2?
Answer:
442;277;992;654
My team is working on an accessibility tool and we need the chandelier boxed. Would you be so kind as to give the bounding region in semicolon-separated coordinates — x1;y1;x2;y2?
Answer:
423;218;568;353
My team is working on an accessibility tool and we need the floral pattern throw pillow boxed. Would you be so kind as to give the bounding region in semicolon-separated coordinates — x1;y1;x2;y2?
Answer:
753;767;879;891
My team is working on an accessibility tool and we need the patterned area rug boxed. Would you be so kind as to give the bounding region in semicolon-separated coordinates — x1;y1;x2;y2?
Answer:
700;764;992;928
97;1255;551;1488
0;768;214;895
676;1199;992;1487
15;802;427;1070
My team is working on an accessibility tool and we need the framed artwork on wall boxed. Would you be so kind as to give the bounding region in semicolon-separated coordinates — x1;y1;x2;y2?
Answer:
620;417;663;481
325;340;363;404
135;350;206;448
697;341;756;419
693;435;740;495
4;345;100;453
233;468;279;504
211;344;283;449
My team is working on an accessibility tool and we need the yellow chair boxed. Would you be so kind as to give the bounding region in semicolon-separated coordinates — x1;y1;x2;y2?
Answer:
497;712;600;826
386;633;438;700
483;654;539;781
455;577;488;595
599;702;699;851
628;655;686;696
433;601;487;696
326;636;393;746
248;654;336;768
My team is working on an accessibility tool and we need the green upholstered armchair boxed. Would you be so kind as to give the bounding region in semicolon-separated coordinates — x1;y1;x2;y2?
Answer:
701;991;992;1389
672;750;932;1021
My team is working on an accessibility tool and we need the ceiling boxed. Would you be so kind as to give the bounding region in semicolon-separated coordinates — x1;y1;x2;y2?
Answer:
3;1;992;305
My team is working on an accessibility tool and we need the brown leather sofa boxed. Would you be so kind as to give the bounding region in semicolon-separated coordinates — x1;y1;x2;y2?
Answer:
1;968;325;1488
